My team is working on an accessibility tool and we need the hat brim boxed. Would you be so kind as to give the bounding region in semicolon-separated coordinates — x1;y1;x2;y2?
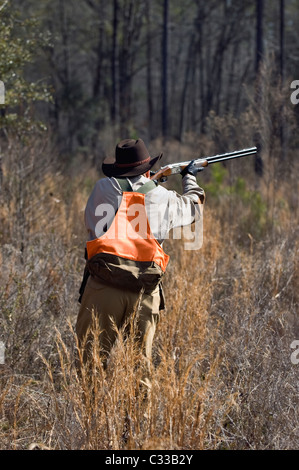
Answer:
102;153;163;177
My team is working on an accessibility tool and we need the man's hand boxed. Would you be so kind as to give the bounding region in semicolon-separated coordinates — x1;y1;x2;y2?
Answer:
180;160;204;178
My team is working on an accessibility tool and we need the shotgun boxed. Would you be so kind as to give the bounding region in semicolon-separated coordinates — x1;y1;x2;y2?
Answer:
151;147;257;182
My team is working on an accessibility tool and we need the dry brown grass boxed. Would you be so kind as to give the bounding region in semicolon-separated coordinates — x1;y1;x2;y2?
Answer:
0;133;298;450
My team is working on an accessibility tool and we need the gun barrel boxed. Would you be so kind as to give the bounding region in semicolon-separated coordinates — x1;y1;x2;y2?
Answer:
150;146;258;181
206;147;257;165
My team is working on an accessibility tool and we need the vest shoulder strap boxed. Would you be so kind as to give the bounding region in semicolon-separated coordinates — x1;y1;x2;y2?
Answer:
115;178;157;194
137;180;157;194
115;177;132;192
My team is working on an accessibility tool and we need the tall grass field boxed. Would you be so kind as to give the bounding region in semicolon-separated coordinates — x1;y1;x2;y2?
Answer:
0;134;298;450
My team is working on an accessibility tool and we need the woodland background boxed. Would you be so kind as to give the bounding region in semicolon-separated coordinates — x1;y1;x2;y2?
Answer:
0;0;298;450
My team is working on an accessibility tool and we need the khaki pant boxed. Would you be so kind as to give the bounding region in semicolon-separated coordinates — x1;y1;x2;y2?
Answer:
76;276;160;386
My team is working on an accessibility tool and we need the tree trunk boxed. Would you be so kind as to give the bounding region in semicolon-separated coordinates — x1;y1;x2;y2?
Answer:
179;34;195;141
118;0;143;135
254;0;264;176
59;0;72;153
280;0;286;162
162;0;169;138
256;0;264;75
146;0;154;139
225;40;239;114
111;0;118;124
198;15;205;134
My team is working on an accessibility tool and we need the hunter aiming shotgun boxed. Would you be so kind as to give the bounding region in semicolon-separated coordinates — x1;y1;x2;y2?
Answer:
77;138;254;392
150;146;257;182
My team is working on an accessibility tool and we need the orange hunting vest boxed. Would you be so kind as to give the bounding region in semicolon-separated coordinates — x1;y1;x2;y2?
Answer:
85;179;169;293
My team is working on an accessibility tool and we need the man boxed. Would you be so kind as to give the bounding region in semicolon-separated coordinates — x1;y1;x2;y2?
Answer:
76;138;205;387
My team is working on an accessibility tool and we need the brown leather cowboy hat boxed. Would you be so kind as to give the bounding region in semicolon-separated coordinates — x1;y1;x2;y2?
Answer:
102;139;163;177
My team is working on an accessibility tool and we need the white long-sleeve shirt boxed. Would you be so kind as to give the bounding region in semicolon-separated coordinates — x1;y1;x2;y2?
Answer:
84;174;205;246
